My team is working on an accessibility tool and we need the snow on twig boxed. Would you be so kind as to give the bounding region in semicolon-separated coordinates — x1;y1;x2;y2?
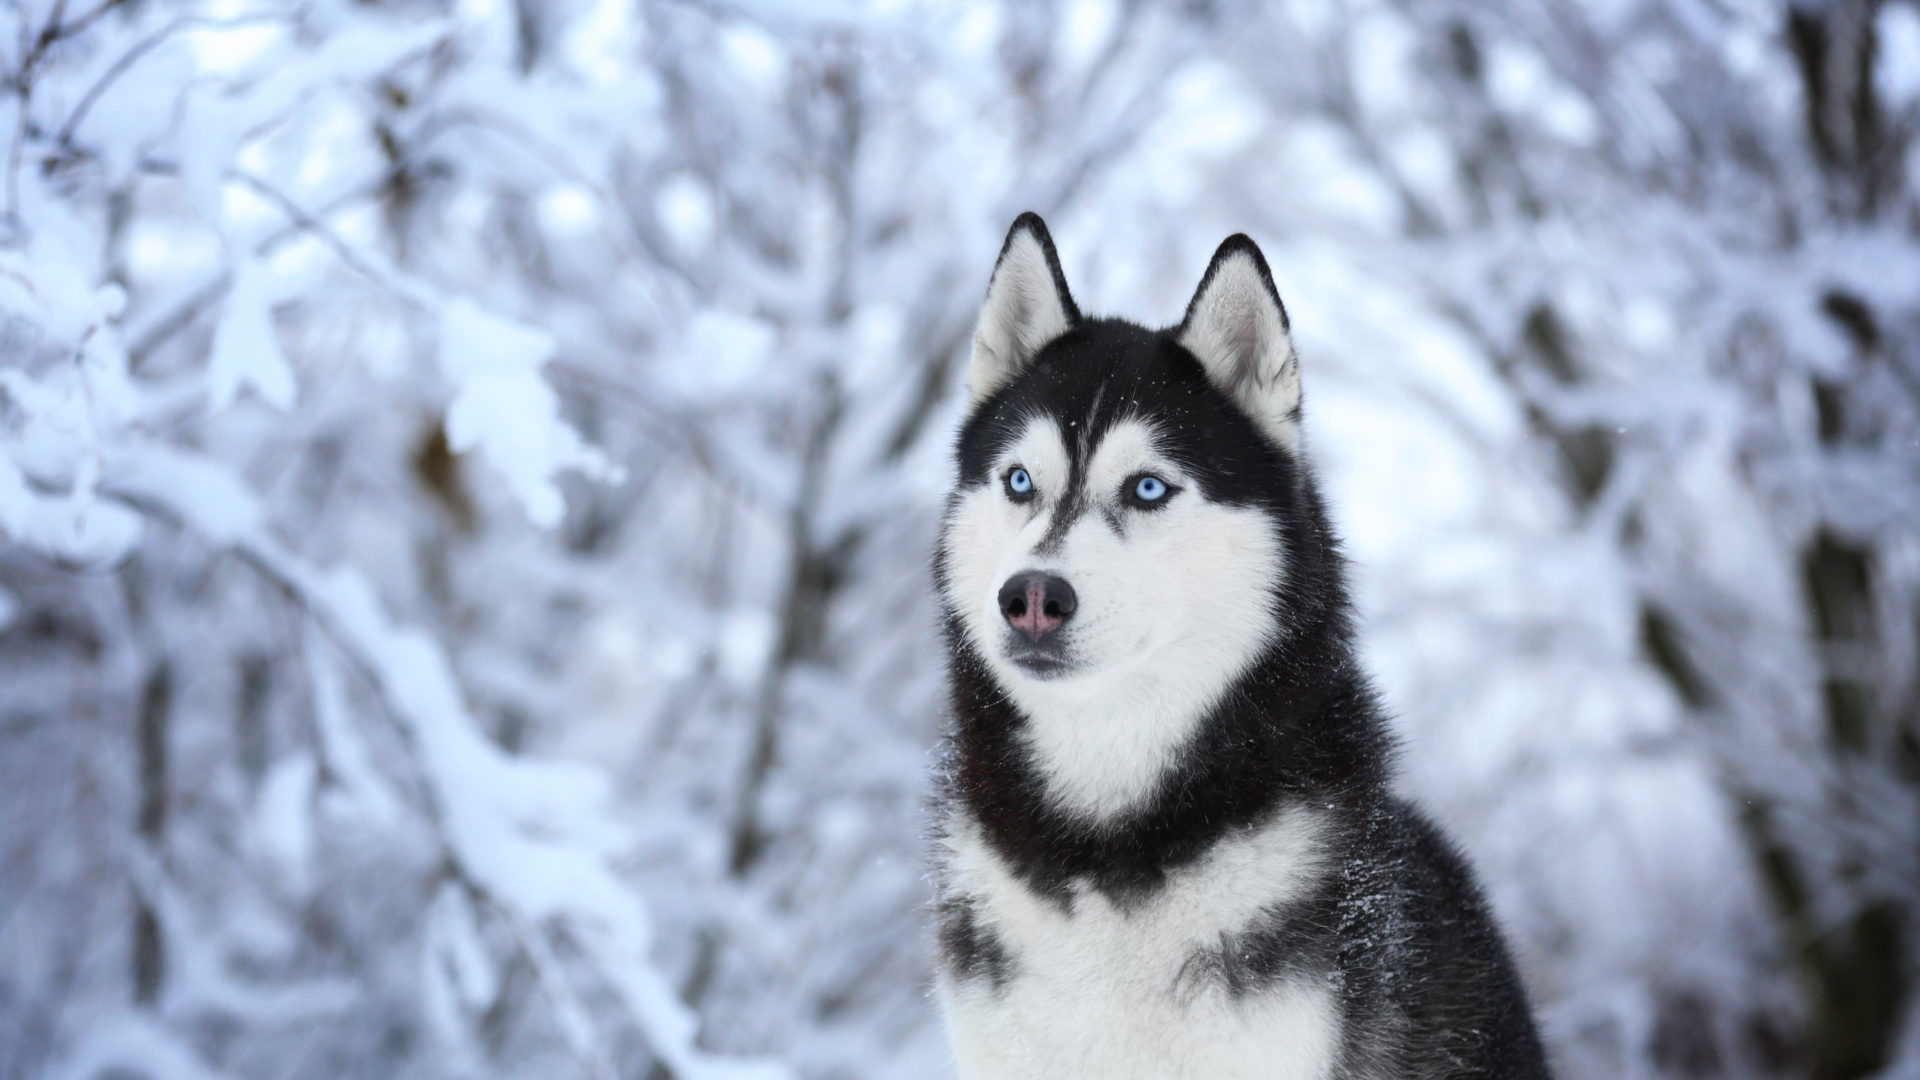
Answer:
109;444;789;1080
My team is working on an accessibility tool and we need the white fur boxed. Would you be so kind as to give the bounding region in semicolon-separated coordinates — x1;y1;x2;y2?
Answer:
969;229;1074;403
937;807;1338;1080
941;417;1284;819
1179;251;1302;451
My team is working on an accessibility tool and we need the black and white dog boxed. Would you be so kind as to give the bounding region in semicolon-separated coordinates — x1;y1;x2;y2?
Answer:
930;214;1551;1079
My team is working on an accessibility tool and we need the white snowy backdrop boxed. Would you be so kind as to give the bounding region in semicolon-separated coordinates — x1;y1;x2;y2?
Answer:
2;0;1917;1078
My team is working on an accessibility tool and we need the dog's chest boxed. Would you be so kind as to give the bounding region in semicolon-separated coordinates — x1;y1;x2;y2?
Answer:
936;810;1340;1080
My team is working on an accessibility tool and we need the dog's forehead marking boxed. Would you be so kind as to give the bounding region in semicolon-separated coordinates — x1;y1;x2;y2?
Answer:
1004;415;1069;482
1075;382;1107;462
1004;409;1169;489
1085;418;1165;490
989;396;1196;557
1032;446;1089;555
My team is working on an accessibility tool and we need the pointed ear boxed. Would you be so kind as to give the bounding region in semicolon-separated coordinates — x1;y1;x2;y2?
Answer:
1177;235;1302;451
968;213;1080;403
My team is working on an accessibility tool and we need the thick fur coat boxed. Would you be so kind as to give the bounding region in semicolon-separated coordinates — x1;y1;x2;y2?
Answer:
929;214;1551;1080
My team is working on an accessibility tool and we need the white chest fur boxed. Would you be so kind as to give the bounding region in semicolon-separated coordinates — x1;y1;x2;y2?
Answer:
936;807;1340;1080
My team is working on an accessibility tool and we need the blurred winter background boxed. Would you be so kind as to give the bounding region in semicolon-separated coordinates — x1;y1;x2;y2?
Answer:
2;0;1918;1077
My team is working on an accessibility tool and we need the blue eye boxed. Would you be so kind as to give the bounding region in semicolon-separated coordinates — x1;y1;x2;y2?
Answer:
1007;467;1033;496
1133;475;1168;502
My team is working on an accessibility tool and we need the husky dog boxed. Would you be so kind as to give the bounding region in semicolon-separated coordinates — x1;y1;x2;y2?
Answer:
929;215;1551;1080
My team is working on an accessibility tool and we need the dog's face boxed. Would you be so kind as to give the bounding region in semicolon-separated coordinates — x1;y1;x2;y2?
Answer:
937;216;1308;817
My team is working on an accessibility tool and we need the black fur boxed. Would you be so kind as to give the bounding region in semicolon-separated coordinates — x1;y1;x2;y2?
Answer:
930;216;1552;1078
936;894;1015;990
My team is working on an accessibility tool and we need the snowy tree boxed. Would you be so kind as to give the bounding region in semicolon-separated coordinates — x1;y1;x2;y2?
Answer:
1;1;1915;1079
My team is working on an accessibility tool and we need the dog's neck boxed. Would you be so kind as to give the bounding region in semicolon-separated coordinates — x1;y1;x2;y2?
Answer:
940;590;1390;907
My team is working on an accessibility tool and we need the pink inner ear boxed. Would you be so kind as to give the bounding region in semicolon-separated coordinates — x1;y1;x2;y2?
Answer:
972;231;1078;401
1175;251;1301;450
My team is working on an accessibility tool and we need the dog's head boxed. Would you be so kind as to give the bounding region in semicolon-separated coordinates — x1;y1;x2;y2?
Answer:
937;214;1313;817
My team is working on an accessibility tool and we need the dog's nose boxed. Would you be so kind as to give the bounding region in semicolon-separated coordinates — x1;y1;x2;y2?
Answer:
998;572;1077;640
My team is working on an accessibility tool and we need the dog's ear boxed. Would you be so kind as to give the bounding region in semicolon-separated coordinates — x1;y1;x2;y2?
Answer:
1178;235;1301;451
969;213;1080;403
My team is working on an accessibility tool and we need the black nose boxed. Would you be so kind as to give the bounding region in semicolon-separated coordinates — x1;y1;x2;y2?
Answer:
998;572;1077;640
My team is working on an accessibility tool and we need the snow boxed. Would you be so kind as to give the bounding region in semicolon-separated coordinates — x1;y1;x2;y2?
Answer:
255;752;317;882
1349;9;1419;120
3;3;1916;1080
208;259;297;411
720;21;790;99
658;172;720;253
1877;3;1920;110
437;297;621;527
539;182;603;237
0;454;145;566
1486;38;1602;146
1280;119;1404;233
1055;0;1118;75
1140;62;1265;202
668;309;779;396
563;0;643;87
